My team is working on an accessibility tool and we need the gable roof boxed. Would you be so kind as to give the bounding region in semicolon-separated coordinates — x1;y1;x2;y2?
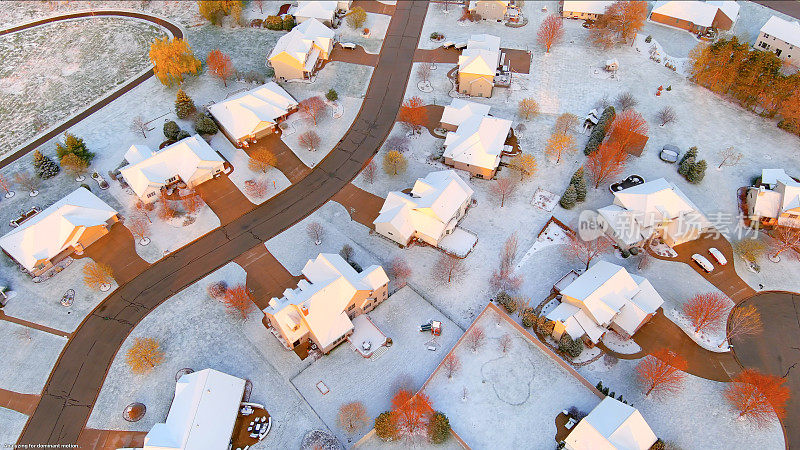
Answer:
566;397;657;450
708;1;740;22
143;369;245;450
0;187;118;272
651;1;719;28
761;16;800;47
562;1;614;15
440;99;491;128
268;18;334;64
612;178;700;228
458;34;501;77
120;135;224;198
295;1;337;21
443;109;511;171
374;170;473;242
208;82;298;141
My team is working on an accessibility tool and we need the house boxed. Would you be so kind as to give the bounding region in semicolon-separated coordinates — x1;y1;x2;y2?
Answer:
650;1;739;34
140;369;245;450
0;187;119;277
119;135;225;203
597;178;711;249
268;18;335;81
755;16;800;63
546;261;665;344
457;34;502;98
747;169;800;228
441;99;512;179
294;1;339;26
561;1;614;21
263;253;389;354
209;82;298;147
439;98;491;132
565;397;658;450
467;0;510;22
374;170;474;247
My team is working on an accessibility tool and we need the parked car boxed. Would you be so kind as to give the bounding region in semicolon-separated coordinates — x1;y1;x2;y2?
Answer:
692;254;714;272
659;144;680;163
708;247;728;265
609;175;645;193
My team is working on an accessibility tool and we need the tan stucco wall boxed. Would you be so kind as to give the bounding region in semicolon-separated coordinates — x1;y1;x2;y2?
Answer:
756;32;800;61
562;10;602;20
270;55;307;81
458;72;494;98
444;156;496;179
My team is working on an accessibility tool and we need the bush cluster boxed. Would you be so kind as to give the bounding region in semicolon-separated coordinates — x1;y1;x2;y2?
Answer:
265;15;295;30
558;334;584;358
496;291;516;314
677;146;707;184
194;114;219;135
560;167;587;209
427;411;451;444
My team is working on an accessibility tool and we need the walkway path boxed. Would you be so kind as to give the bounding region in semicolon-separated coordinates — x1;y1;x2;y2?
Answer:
18;2;429;445
352;0;396;15
0;388;40;415
0;310;70;338
253;133;311;184
0;11;182;170
328;44;379;66
76;429;146;449
234;245;302;310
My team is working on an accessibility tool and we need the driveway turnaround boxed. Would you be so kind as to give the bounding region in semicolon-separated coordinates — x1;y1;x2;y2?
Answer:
17;1;429;445
731;291;800;449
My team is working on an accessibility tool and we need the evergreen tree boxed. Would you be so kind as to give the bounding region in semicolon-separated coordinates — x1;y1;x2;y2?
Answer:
164;120;181;140
32;150;60;179
688;159;708;184
326;89;338;102
427;412;451;444
560;184;578;209
176;130;192;140
175;89;196;119
55;133;94;165
194;115;218;135
678;154;696;177
571;168;588;202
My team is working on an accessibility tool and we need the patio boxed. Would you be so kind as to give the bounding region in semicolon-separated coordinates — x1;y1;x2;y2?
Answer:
231;403;271;450
347;314;387;358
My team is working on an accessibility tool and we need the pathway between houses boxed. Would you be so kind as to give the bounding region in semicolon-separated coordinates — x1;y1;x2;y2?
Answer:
0;388;40;415
327;44;379;67
233;245;302;310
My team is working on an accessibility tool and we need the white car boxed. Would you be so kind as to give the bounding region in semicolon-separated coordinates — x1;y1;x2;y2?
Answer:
708;247;728;266
692;254;714;273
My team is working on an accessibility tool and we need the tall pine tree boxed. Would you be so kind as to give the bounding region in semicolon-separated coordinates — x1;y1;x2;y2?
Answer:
56;133;94;165
570;167;587;202
560;184;578;209
32;150;60;179
175;89;196;119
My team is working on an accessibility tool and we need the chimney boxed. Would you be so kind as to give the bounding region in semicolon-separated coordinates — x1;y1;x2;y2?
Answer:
301;304;309;316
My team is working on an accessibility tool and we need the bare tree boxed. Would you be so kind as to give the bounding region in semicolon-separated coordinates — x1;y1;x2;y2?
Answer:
717;146;743;169
490;177;518;207
417;61;432;83
362;160;377;183
338;401;369;437
656;106;677;127
434;253;465;283
498;334;513;353
298;130;321;151
442;353;461;379
14;171;39;194
490;233;523;292
464;327;485;353
563;232;611;271
131;115;148;138
307;221;325;245
615;92;638;110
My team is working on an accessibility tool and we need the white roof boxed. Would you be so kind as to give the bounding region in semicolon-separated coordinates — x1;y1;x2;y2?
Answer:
565;397;657;450
651;1;720;28
0;187;118;272
374;170;474;243
468;0;510;10
268;18;334;64
761;16;800;47
750;187;782;218
612;178;705;228
762;168;797;187
120;135;224;198
778;181;800;213
208;82;298;141
458;34;501;77
547;302;607;343
562;1;614;15
265;254;388;349
443;107;511;172
143;369;245;450
295;1;337;21
440;99;491;128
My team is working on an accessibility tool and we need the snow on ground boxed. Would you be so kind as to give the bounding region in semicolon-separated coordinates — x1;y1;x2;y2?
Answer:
734;250;800;295
0;407;27;446
437;227;477;258
0;1;204;29
0;321;66;394
0;257;117;333
86;262;327;449
0;16;167;156
187;25;284;76
285;61;375;100
292;286;463;445
668;306;731;352
731;1;799;45
281;96;363;168
357;430;463;449
601;330;642;355
336;12;391;54
579;358;784;450
515;220;569;271
212;133;290;205
423;306;601;449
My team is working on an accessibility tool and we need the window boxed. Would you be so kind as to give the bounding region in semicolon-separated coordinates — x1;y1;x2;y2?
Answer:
347;304;355;311
147;192;156;198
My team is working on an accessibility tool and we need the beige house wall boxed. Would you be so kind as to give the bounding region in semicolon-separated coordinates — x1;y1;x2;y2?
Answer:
458;72;494;98
270;55;307;81
562;10;602;21
470;1;507;21
756;32;800;62
443;156;496;179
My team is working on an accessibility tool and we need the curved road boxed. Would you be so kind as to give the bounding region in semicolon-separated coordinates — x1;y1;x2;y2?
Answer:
0;10;183;169
17;1;428;445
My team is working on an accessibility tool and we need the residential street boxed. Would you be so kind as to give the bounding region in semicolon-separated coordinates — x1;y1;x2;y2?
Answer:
16;1;430;445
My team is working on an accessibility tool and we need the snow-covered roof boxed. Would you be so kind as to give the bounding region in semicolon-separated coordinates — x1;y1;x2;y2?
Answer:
440;99;491;128
265;254;388;349
562;1;614;15
778;181;800;214
762;168;798;187
565;397;657;450
458;34;501;77
651;1;724;28
120;135;224;198
443;105;511;172
374;170;474;243
547;302;607;343
295;1;337;21
761;16;800;47
613;178;703;228
468;0;510;10
750;187;781;218
268;18;334;65
208;82;298;141
143;369;245;450
0;187;118;272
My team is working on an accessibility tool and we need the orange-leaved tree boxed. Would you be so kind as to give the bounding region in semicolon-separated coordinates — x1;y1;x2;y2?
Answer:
149;37;201;86
725;369;790;427
545;132;576;164
682;292;730;333
83;261;114;290
125;337;165;374
391;389;434;437
586;140;629;189
248;148;278;173
207;49;234;87
537;14;564;53
636;348;688;396
601;0;647;44
607;109;648;155
223;284;255;319
397;96;428;133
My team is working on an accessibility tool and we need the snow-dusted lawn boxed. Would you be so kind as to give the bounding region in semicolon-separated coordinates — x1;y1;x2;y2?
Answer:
285;61;374;100
357;430;464;449
281;96;363;168
86;262;326;449
0;257;117;333
0;16;167;156
0;1;204;29
579;358;784;450
668;305;731;352
423;306;601;449
336;12;391;54
0;321;66;394
0;407;27;446
291;286;463;444
212;134;290;204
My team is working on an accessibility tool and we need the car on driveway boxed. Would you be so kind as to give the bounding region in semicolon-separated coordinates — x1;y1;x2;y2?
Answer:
708;247;727;265
609;175;645;193
660;144;680;163
692;253;714;272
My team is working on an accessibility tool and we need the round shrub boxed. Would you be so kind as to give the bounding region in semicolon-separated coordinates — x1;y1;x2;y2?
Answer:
427;411;451;444
207;281;228;299
621;249;630;258
326;89;339;102
374;411;397;441
522;311;537;328
194;115;219;135
164;120;181;140
177;130;192;140
629;247;640;256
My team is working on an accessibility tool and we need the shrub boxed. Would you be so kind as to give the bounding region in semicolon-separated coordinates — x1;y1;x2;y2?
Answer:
666;85;672;91
164;120;181;140
207;281;228;299
522;311;537;328
282;15;295;30
250;19;263;27
584;106;615;155
32;150;60;179
567;406;588;421
194;115;218;135
348;260;362;272
621;248;630;258
265;15;283;30
427;411;451;444
175;89;196;119
687;159;707;184
651;440;666;450
177;130;192;140
645;35;652;43
326;89;339;102
629;247;640;256
496;291;512;306
430;32;444;40
502;297;517;314
570;167;587;202
346;6;367;28
560;184;578;209
374;411;397;441
80;183;91;191
559;334;583;358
